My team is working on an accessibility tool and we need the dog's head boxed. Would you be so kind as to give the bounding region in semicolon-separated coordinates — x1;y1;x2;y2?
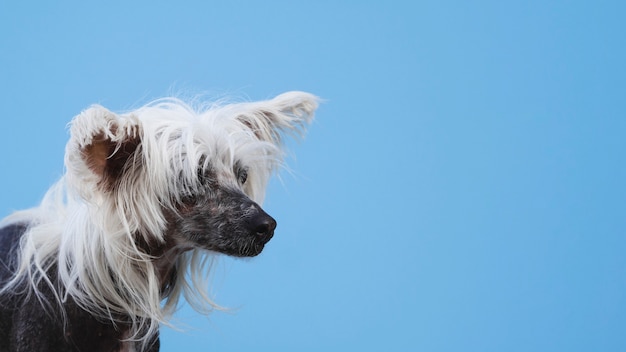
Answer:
64;92;317;258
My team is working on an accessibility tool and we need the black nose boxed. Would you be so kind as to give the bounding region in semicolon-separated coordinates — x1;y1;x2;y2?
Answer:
247;208;277;243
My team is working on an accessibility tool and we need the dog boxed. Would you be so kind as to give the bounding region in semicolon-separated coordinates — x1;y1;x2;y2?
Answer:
0;91;318;351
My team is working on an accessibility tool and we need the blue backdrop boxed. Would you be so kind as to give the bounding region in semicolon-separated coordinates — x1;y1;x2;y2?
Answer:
1;1;624;351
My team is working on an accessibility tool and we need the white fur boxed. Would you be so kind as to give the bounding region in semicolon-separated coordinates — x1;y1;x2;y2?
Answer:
1;91;318;345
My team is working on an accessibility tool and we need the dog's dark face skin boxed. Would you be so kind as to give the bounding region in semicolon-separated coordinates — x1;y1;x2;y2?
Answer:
143;162;278;293
171;185;276;257
165;164;277;258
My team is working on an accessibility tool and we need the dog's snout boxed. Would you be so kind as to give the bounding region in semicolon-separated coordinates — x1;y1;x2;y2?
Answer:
247;208;277;243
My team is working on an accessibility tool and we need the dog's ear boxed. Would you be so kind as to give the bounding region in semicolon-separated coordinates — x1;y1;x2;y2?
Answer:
65;105;142;193
235;91;318;145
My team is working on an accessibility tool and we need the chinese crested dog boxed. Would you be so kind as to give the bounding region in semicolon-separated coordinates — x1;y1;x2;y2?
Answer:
0;91;318;351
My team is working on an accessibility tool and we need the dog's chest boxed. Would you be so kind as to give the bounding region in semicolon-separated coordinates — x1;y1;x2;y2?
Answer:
64;323;134;352
117;331;136;352
63;305;137;352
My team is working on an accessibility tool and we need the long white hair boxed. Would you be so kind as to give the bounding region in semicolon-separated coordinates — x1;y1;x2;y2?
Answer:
0;91;317;344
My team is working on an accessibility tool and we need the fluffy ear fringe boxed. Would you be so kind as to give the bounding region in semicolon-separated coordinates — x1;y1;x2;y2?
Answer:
65;106;142;195
235;91;318;145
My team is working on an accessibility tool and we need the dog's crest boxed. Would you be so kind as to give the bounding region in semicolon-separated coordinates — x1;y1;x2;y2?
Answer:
0;91;318;348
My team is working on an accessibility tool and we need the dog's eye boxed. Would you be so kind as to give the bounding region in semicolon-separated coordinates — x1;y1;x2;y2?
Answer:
197;156;209;184
197;166;207;183
237;169;248;185
197;166;213;185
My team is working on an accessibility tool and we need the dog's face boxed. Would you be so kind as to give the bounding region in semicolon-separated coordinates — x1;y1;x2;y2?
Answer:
65;92;317;258
168;161;277;257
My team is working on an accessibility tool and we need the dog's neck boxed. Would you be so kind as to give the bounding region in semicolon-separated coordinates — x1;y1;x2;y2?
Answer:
137;234;192;296
155;243;187;295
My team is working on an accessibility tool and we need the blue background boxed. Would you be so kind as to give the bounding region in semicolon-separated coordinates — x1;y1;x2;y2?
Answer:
1;1;625;351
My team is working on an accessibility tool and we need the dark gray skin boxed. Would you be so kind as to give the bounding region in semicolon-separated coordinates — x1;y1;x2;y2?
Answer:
172;182;277;258
0;172;277;352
